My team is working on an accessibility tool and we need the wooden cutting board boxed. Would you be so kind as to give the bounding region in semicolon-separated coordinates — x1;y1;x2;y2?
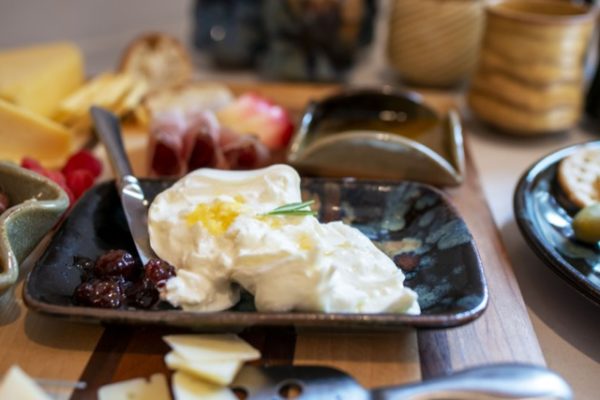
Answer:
84;82;544;389
0;82;544;399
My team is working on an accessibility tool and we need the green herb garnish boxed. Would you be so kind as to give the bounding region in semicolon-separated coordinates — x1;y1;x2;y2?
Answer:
263;200;317;217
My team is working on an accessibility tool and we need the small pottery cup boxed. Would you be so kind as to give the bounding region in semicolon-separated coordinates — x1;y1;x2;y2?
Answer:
467;0;596;134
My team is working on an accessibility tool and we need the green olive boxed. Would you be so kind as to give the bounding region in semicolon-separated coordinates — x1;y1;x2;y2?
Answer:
573;203;600;244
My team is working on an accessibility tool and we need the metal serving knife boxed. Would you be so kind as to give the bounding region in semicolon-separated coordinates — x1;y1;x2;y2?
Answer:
230;363;572;400
90;106;157;265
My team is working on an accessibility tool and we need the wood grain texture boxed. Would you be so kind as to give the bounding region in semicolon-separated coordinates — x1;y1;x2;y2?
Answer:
419;142;546;377
0;83;545;398
294;330;420;388
73;326;296;398
0;237;103;399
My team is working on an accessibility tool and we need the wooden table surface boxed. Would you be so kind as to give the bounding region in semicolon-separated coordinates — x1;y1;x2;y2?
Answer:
0;83;545;399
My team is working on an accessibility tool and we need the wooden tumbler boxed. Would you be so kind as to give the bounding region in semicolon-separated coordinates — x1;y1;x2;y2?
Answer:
387;0;486;88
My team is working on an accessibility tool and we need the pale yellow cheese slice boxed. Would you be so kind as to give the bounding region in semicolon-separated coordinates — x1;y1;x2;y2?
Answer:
55;73;115;122
172;371;237;400
115;78;149;115
0;42;84;117
163;334;260;362
97;373;170;400
0;365;52;400
165;351;242;385
0;98;73;168
56;73;132;122
54;72;149;141
86;73;135;111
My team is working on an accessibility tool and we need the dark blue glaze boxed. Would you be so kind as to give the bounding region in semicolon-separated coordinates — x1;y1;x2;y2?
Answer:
24;178;487;329
514;141;600;307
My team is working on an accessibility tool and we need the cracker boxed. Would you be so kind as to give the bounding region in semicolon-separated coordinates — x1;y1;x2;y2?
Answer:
118;32;193;91
557;148;600;208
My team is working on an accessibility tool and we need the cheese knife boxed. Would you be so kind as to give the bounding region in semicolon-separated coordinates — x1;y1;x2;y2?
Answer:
90;106;157;265
230;363;572;399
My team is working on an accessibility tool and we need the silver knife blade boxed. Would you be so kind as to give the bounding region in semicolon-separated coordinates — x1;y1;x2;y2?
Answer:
90;106;157;265
116;175;156;265
230;364;572;400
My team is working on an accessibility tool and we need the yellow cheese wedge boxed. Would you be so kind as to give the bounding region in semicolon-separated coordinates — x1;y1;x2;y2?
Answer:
0;98;73;168
0;42;84;117
0;365;52;400
165;351;242;385
172;372;237;400
163;334;260;362
97;373;170;400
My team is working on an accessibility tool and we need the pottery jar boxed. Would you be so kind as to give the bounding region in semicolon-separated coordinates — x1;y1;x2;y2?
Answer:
467;0;596;134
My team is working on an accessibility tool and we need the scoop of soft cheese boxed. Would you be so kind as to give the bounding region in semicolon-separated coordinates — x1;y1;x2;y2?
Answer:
148;164;301;311
148;164;419;314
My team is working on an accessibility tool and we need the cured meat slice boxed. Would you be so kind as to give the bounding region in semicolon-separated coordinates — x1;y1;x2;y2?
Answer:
182;111;226;171
147;108;273;176
148;113;187;177
220;128;269;170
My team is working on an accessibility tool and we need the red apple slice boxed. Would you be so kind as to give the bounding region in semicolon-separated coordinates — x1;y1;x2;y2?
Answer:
217;94;293;150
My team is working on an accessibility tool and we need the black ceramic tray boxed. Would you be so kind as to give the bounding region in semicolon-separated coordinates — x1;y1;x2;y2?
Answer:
24;178;487;329
515;141;600;306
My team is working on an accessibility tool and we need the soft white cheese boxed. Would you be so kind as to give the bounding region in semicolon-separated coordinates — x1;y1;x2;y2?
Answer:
148;164;419;314
0;365;52;400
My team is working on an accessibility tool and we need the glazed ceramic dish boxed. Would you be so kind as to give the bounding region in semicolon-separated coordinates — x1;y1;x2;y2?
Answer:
468;0;595;134
514;141;600;306
287;89;465;187
24;178;487;329
0;161;69;293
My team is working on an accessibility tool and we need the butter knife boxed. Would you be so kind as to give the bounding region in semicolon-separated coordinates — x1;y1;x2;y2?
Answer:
90;106;156;265
231;363;572;399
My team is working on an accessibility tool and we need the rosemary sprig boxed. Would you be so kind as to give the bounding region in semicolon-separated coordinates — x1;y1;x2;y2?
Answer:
263;200;317;217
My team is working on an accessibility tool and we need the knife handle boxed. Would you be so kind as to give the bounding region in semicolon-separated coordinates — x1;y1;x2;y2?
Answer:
372;363;572;400
90;106;133;186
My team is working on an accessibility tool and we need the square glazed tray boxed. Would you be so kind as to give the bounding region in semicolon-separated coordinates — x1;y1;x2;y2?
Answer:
24;178;487;329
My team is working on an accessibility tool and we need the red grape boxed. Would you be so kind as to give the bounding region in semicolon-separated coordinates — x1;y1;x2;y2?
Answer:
73;279;124;308
94;249;138;279
145;258;175;287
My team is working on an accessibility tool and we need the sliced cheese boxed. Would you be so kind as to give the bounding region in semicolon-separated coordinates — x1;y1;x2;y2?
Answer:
0;42;84;117
116;78;149;115
56;73;115;121
92;73;136;110
172;371;237;400
55;72;148;136
0;365;52;400
165;351;242;385
163;334;260;362
97;373;170;400
0;98;73;168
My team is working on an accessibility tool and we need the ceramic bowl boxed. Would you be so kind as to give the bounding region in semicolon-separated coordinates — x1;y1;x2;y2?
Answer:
0;161;69;293
467;0;595;134
287;88;465;186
